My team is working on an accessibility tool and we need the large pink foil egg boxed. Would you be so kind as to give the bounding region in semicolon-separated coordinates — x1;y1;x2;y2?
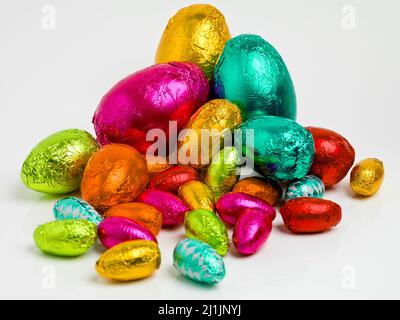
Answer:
233;208;273;255
93;62;209;154
98;216;156;249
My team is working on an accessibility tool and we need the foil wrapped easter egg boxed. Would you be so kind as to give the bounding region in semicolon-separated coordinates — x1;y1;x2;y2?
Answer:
104;202;162;236
178;99;242;168
350;158;384;196
93;62;209;154
96;240;161;282
184;209;229;256
232;177;282;206
146;156;172;175
155;4;231;80
33;220;97;257
285;175;325;201
53;197;103;225
178;180;215;211
98;216;156;249
21;129;98;194
235;116;314;181
148;166;199;194
216;192;276;226
212;34;296;121
307;127;355;187
81;144;149;212
204;147;240;200
138;190;189;227
173;238;225;284
233;208;273;256
280;198;342;233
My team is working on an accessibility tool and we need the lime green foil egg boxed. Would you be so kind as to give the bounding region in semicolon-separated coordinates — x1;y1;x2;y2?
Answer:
33;220;97;257
21;129;99;194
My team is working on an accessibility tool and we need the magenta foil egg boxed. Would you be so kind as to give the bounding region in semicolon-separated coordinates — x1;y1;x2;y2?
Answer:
98;216;156;249
93;62;209;154
216;192;276;225
137;190;189;227
233;208;273;255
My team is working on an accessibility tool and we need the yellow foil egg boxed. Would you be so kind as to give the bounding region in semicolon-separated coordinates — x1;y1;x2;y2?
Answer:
155;4;231;80
96;240;161;282
350;158;384;196
178;180;215;211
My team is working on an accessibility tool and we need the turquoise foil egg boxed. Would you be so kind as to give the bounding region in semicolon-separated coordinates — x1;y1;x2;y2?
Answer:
173;238;225;284
53;197;103;225
285;175;325;200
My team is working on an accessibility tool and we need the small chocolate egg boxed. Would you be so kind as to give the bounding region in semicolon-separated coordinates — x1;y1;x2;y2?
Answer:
350;158;384;196
53;197;103;225
137;190;189;227
233;208;273;255
34;220;97;257
21;129;98;194
285;175;325;201
96;240;161;282
146;155;172;175
173;238;225;284
185;209;229;256
235;116;314;181
81;144;149;212
104;202;162;236
216;192;276;226
212;34;296;121
306;127;355;187
178;180;215;211
204;147;240;200
93;62;209;154
232;177;282;206
155;4;231;80
148;166;199;194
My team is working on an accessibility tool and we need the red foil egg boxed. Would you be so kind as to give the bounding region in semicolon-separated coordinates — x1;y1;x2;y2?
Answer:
148;166;199;194
280;198;342;233
306;127;355;187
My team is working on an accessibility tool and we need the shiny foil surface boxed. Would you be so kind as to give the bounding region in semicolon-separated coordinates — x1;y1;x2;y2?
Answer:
285;175;325;201
173;238;225;284
93;62;209;154
138;190;189;227
33;220;97;257
81;144;149;212
236;116;314;181
146;155;172;174
232;177;282;206
53;197;103;226
21;129;98;194
307;127;355;187
216;192;276;226
155;4;231;80
185;209;229;256
104;202;162;236
280;198;342;233
98;216;156;249
178;180;215;211
96;240;161;282
212;34;296;121
350;158;384;196
233;208;273;256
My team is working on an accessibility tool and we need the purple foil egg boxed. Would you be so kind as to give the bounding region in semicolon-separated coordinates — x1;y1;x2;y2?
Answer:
233;208;273;255
137;190;189;227
98;216;156;249
216;192;276;225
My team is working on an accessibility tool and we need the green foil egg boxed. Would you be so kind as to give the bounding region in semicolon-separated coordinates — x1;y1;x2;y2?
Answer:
33;220;97;257
184;209;229;256
21;129;99;194
212;34;296;121
235;116;314;181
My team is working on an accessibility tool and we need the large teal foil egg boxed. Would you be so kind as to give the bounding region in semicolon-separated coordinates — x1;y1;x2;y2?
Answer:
212;34;296;121
235;116;314;181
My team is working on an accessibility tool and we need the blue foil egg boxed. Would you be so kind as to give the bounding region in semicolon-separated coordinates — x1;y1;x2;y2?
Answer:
285;175;325;200
53;197;103;225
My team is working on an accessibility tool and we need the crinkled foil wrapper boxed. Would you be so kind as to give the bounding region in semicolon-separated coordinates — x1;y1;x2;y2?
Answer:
232;177;282;206
178;180;215;211
53;197;103;225
350;158;384;196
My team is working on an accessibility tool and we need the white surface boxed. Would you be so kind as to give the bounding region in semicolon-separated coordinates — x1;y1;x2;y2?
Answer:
0;0;399;299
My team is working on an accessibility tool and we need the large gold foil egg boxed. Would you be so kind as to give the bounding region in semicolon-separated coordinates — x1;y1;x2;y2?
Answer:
350;158;384;196
155;4;231;80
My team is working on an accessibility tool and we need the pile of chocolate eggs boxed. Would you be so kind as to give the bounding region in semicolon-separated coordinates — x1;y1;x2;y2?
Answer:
22;4;384;285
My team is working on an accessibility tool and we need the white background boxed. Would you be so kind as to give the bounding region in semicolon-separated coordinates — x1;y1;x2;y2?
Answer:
0;0;399;299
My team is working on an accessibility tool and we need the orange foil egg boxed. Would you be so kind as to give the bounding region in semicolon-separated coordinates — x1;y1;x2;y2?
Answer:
232;177;282;206
148;166;199;194
146;155;172;175
81;144;149;212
